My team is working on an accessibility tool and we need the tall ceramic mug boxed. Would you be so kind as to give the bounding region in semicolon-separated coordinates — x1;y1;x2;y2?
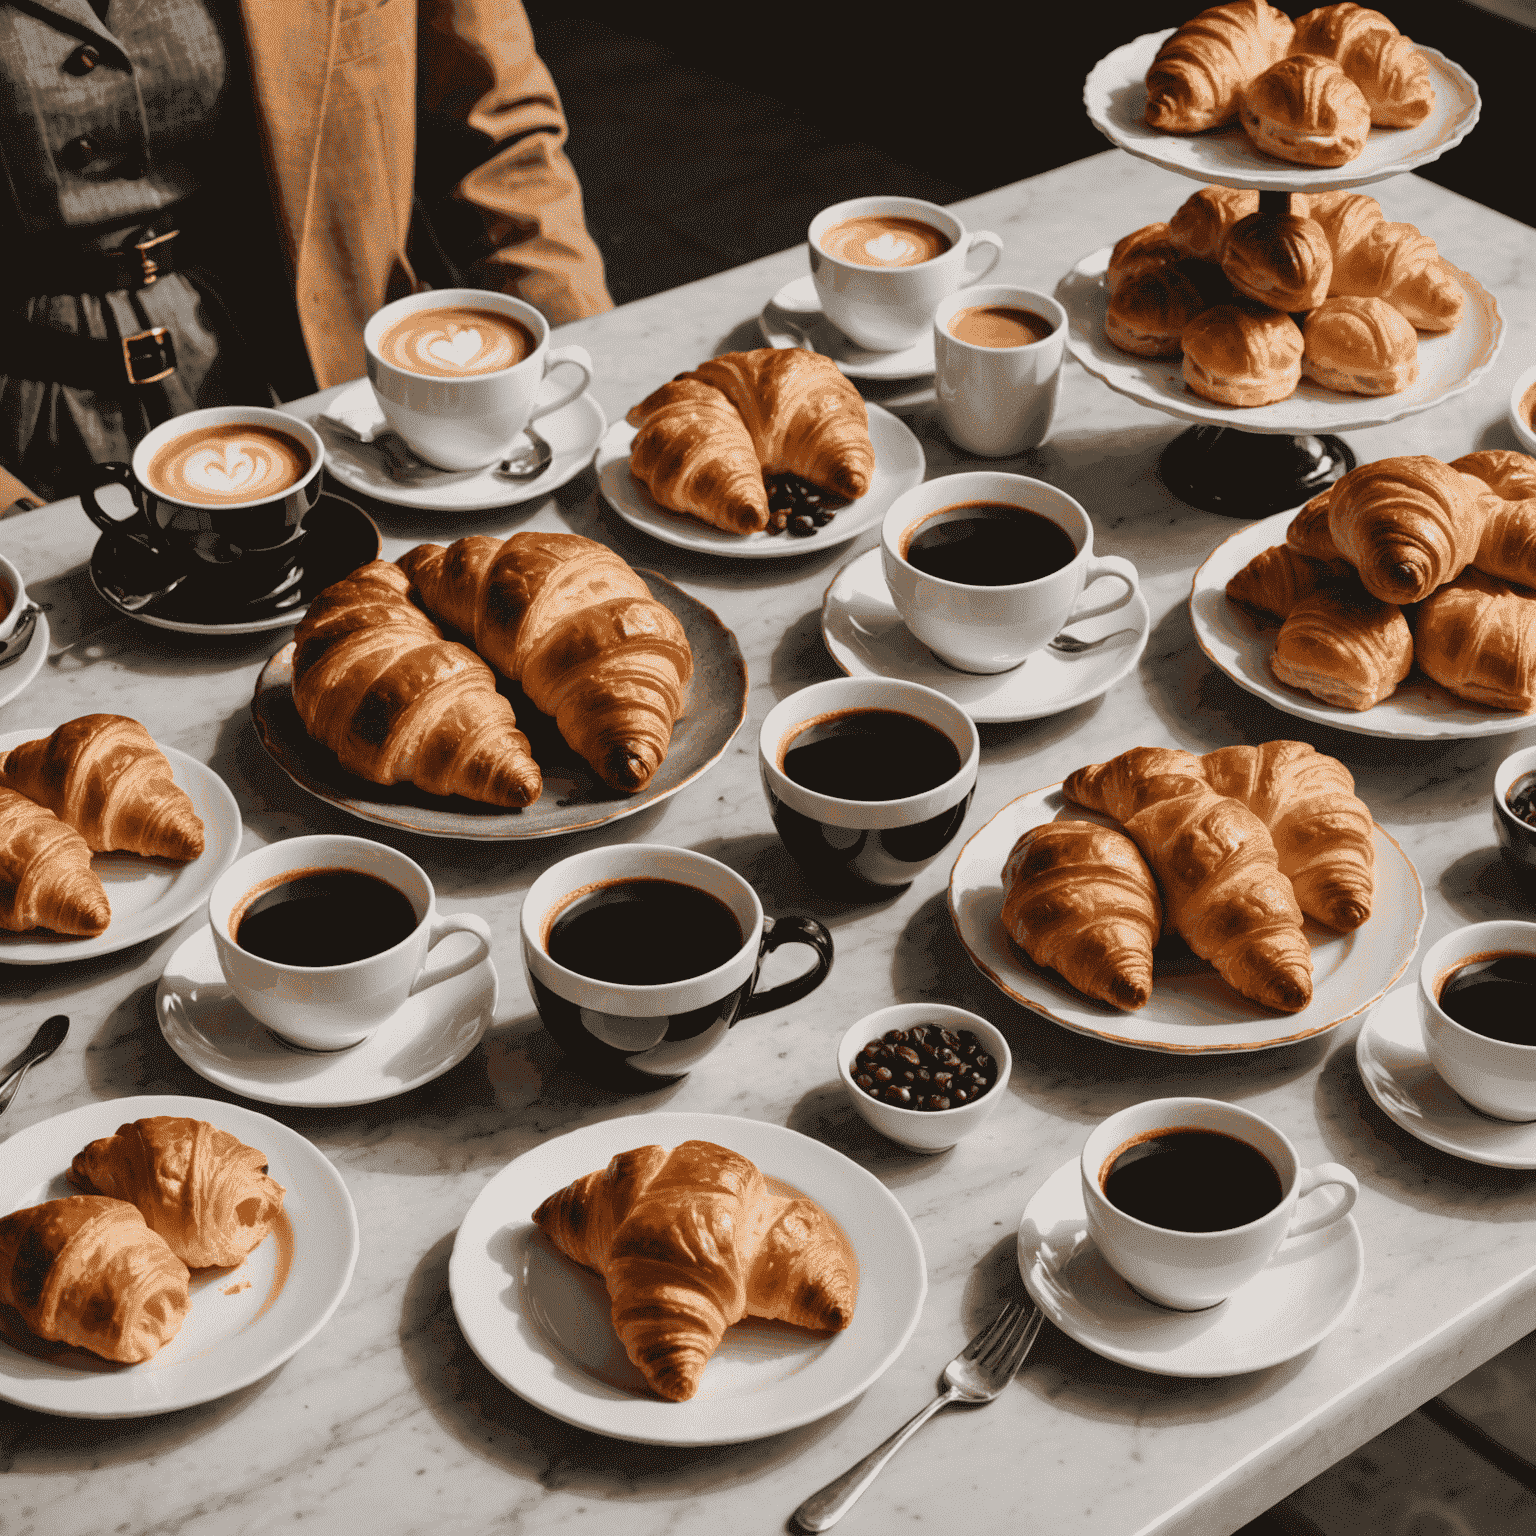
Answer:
881;472;1140;674
364;289;591;471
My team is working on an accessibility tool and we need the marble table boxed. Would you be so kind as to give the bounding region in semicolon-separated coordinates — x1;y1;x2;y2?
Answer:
4;149;1536;1536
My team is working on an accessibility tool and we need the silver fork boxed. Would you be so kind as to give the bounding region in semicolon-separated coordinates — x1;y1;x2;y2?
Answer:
791;1299;1044;1532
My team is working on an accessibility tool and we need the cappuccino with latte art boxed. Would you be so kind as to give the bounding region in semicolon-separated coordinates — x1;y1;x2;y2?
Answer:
819;215;951;268
146;424;313;506
376;306;536;378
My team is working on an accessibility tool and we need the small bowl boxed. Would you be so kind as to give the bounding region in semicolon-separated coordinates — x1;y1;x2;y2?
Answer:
1509;363;1536;460
838;1002;1011;1154
1492;743;1536;884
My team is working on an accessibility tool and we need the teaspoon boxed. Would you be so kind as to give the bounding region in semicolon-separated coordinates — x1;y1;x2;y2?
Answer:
1048;627;1139;654
494;426;554;481
0;605;42;669
0;1015;69;1115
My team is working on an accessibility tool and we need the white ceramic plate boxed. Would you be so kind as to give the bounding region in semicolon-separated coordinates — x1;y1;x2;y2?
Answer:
820;547;1150;725
595;404;925;560
449;1111;926;1445
1192;509;1536;738
1083;31;1480;192
759;275;937;379
948;782;1424;1053
1059;247;1502;436
0;609;49;712
0;734;242;965
0;1095;358;1417
1017;1157;1363;1377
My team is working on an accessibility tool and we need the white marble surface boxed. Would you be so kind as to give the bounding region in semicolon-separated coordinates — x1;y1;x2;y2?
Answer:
2;151;1536;1536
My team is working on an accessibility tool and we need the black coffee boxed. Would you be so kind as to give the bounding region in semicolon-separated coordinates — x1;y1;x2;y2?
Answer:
546;878;743;985
234;868;419;967
1438;952;1536;1045
1102;1128;1284;1233
782;708;961;802
903;504;1078;587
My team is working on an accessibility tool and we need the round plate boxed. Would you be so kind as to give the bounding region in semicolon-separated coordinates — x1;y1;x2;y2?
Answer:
1083;31;1480;192
1192;509;1536;738
1017;1157;1363;1377
820;546;1150;724
0;1094;358;1417
250;569;746;840
595;404;925;560
948;782;1424;1053
448;1111;926;1445
759;275;937;379
0;735;241;965
0;609;49;713
1060;247;1502;436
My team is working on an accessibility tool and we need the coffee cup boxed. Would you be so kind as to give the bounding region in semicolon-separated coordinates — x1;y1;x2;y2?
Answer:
758;677;979;894
209;834;493;1052
0;554;29;644
881;472;1140;674
808;196;1003;353
364;289;591;471
934;285;1066;457
521;844;834;1084
1082;1098;1358;1312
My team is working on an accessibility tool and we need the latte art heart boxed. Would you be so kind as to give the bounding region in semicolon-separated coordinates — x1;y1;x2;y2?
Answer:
146;424;312;506
864;232;917;264
425;328;486;369
376;306;537;378
187;445;258;493
819;214;952;269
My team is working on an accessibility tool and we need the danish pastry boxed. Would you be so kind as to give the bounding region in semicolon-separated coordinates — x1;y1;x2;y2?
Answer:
1412;569;1536;712
1107;223;1181;295
1301;296;1418;395
1181;302;1304;407
1270;584;1413;711
1106;261;1228;358
1238;54;1371;167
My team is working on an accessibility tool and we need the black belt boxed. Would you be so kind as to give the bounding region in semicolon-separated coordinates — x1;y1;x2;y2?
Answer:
21;226;186;297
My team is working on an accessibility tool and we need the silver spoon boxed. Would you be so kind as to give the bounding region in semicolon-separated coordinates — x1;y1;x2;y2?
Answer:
1049;626;1139;654
0;1015;69;1115
0;604;43;668
494;426;554;481
317;416;438;483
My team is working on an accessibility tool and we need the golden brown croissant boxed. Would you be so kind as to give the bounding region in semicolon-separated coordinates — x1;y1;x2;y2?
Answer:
1001;821;1163;1011
1305;190;1384;269
1064;746;1208;825
0;715;203;861
1330;221;1463;332
1222;212;1333;311
1107;222;1181;295
1270;585;1413;711
1106;261;1227;357
1168;187;1261;263
1301;296;1418;395
0;787;110;936
1226;544;1336;619
1287;489;1348;564
1290;4;1434;126
1181;302;1303;408
68;1117;285;1270
532;1140;857;1402
1454;450;1536;505
399;534;693;794
0;1195;190;1362
1145;0;1294;132
1412;569;1536;712
290;561;542;807
1239;54;1371;167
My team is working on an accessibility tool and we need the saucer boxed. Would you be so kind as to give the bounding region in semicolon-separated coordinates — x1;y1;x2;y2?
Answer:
308;381;607;512
0;608;49;712
821;547;1151;724
156;925;498;1107
90;492;381;636
1017;1157;1363;1378
760;276;936;380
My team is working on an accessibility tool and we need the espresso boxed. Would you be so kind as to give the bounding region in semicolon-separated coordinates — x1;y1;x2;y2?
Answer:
820;215;951;268
948;305;1056;348
376;306;536;378
546;878;743;986
146;424;311;506
233;868;419;967
1438;952;1536;1045
782;708;961;802
1103;1128;1284;1233
903;504;1078;587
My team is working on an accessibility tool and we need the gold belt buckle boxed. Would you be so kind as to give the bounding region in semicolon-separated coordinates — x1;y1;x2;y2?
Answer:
122;327;176;385
133;228;178;286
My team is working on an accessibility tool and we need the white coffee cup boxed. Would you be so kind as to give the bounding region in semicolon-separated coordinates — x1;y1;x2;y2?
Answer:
209;834;493;1051
808;196;1003;353
364;289;592;471
934;285;1067;457
880;471;1140;674
1419;920;1536;1121
0;554;29;643
1082;1098;1358;1312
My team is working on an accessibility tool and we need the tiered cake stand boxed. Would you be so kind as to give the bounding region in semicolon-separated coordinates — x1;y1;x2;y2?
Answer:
1068;31;1500;517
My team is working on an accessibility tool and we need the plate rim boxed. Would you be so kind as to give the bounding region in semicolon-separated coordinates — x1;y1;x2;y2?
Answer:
0;608;49;711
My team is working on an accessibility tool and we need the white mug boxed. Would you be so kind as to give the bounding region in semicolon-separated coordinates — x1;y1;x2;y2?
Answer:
880;471;1140;674
364;289;592;471
1082;1098;1358;1312
934;285;1067;457
808;196;1003;353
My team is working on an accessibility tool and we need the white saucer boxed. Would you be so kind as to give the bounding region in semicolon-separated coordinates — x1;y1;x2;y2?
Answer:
0;609;49;712
760;276;936;380
820;546;1150;724
1017;1157;1363;1377
301;382;608;513
156;925;498;1107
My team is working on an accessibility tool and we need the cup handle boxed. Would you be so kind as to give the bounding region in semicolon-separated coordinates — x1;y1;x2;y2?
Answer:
960;231;1004;287
738;915;835;1019
529;344;593;422
79;463;160;550
1066;555;1140;626
1286;1162;1358;1239
409;912;493;996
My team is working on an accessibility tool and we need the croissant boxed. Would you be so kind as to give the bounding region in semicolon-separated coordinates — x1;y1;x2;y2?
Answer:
1063;745;1208;826
1226;544;1335;620
1144;0;1294;132
0;715;203;861
1001;821;1162;1011
1290;5;1434;126
1222;212;1333;311
1302;296;1418;395
0;1196;190;1362
290;561;542;807
1238;54;1371;167
1168;187;1260;263
1412;569;1536;712
1180;302;1303;408
1305;190;1385;270
532;1140;858;1402
1287;490;1348;564
1469;497;1536;589
0;787;110;936
1270;584;1413;711
399;533;693;794
1331;221;1463;332
1454;450;1536;505
1105;261;1227;357
68;1117;285;1270
1107;222;1181;295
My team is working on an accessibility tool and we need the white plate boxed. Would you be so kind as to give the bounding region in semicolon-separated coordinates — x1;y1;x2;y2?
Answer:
0;609;49;712
449;1111;926;1445
1017;1157;1362;1377
1060;247;1502;436
0;1094;358;1416
948;782;1424;1053
759;275;937;379
0;734;242;965
820;546;1150;724
595;403;925;560
156;925;498;1108
303;383;608;513
1083;31;1480;192
1192;509;1536;738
